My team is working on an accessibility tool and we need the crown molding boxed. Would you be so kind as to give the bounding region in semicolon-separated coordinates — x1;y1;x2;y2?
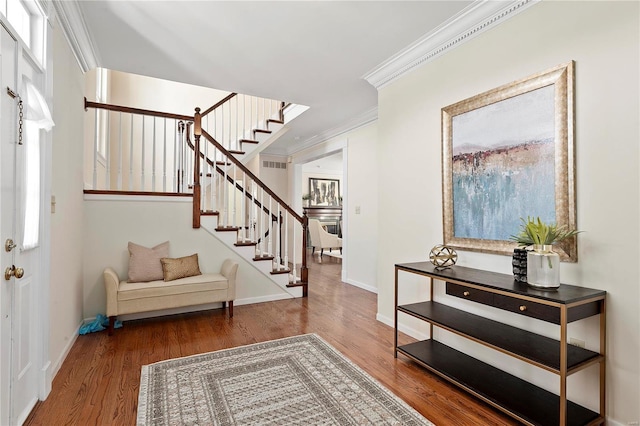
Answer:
51;0;98;72
363;0;540;90
265;107;377;156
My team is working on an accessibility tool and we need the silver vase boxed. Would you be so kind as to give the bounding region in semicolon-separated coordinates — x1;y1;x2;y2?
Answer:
527;244;560;289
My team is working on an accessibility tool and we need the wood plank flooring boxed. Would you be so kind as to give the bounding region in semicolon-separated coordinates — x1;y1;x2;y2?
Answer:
25;254;518;425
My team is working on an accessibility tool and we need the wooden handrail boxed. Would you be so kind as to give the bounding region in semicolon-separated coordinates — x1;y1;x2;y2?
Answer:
200;93;237;117
84;98;193;121
201;129;303;224
185;132;279;222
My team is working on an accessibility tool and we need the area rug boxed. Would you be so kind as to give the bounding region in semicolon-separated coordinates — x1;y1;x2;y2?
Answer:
137;334;433;425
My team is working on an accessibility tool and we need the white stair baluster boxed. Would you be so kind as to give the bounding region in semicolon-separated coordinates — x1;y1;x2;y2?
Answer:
93;109;98;189
151;116;156;192
223;154;228;227
117;112;122;190
105;111;111;189
172;120;177;193
141;116;145;190
232;165;237;232
240;171;246;241
162;118;167;192
129;114;134;191
284;212;289;271
242;94;246;140
235;96;239;151
275;205;281;269
292;224;297;282
259;187;265;256
267;196;272;257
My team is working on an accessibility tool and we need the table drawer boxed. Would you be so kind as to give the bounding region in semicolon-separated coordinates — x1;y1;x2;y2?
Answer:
493;293;560;324
446;282;494;305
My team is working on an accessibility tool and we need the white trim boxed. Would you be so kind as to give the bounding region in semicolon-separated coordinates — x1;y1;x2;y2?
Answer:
265;107;377;156
362;0;540;90
50;0;98;72
47;320;82;386
235;293;293;306
376;313;428;341
345;278;377;294
83;194;192;203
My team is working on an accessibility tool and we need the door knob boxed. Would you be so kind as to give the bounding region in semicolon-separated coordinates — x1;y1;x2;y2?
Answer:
4;265;24;280
5;239;16;252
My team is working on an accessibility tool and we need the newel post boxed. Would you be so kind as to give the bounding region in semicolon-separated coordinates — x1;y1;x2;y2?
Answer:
192;108;202;229
301;212;309;296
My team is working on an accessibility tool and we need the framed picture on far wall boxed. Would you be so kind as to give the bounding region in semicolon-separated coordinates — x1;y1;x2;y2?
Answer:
309;178;340;207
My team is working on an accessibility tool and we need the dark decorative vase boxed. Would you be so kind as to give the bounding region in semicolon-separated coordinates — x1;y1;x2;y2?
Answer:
512;248;528;282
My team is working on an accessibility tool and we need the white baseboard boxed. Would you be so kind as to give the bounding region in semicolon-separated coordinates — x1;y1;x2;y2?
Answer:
235;293;293;306
39;361;52;400
345;278;377;294
47;319;82;396
376;313;429;341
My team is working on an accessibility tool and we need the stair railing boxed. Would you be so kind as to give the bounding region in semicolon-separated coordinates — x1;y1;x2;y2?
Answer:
84;98;194;193
193;109;308;289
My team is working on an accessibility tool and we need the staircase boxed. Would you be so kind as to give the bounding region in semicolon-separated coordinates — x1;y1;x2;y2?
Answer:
84;92;309;297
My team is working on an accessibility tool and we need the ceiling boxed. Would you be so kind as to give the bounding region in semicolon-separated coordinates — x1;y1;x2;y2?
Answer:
72;1;490;155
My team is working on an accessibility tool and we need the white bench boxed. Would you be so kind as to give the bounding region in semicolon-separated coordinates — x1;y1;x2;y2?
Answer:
103;259;238;335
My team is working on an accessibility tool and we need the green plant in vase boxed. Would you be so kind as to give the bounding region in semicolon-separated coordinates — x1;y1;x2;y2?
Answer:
302;193;311;207
510;217;581;289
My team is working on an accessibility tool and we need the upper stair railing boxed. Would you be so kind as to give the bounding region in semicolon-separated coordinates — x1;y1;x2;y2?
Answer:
84;98;195;193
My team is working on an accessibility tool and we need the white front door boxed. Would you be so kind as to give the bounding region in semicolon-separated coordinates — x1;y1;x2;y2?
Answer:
1;25;41;426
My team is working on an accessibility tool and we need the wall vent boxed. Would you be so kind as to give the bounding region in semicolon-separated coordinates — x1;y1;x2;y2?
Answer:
263;161;287;170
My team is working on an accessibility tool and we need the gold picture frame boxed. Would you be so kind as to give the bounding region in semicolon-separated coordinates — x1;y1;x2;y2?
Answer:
442;61;577;261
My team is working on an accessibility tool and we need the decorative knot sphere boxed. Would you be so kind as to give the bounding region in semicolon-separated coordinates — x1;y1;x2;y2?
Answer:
429;245;457;269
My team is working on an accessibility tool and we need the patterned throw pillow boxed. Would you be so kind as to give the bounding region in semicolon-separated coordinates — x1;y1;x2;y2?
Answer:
160;254;202;282
127;241;170;283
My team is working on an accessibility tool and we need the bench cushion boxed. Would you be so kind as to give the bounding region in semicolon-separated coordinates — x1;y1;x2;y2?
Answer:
117;273;228;301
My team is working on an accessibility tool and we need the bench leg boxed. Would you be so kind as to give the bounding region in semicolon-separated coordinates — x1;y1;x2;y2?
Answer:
228;301;234;318
108;316;116;336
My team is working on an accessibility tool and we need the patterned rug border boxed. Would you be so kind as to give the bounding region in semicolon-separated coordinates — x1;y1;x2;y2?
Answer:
137;333;433;425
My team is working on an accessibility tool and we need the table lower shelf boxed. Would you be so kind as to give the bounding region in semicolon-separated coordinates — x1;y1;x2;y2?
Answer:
398;340;601;426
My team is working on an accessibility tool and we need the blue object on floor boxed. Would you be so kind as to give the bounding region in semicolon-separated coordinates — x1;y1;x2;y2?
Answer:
79;313;122;335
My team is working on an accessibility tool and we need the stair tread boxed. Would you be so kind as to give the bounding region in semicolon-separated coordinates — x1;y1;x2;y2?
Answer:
267;119;284;125
228;150;245;155
287;282;306;288
235;241;257;247
253;255;275;261
254;129;272;134
239;139;259;144
216;226;240;232
201;211;219;216
270;269;291;275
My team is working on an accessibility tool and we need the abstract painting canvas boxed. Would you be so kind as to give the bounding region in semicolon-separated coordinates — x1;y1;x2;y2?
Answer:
442;62;577;261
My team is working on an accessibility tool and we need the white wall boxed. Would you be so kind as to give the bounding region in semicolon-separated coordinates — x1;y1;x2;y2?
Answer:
82;197;289;319
345;123;378;292
259;154;289;202
108;70;230;116
376;2;639;423
49;20;85;376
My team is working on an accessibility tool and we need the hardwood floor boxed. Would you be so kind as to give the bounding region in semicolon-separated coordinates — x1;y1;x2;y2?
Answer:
26;254;518;425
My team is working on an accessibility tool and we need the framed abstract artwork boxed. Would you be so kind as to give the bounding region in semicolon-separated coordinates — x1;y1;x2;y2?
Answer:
442;61;577;261
309;178;340;207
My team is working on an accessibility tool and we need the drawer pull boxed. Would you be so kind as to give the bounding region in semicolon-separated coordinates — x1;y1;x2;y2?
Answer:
463;291;470;296
519;305;527;312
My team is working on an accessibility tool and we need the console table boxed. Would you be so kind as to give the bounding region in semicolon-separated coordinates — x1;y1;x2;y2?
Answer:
394;262;606;426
